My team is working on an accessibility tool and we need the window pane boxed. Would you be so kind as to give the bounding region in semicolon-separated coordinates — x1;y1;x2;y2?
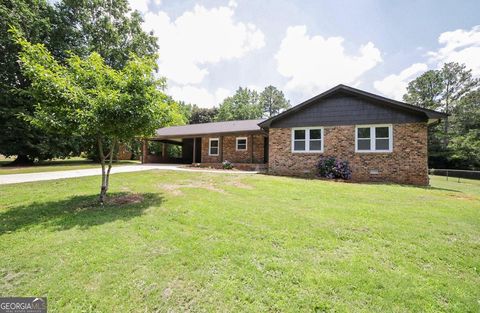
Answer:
375;138;389;150
210;140;218;148
357;127;370;138
210;147;218;154
294;129;305;140
310;129;322;139
357;139;371;150
294;140;305;151
309;140;322;151
375;127;389;138
237;139;247;150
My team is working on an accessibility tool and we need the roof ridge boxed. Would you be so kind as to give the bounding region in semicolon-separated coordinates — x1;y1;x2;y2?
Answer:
259;84;447;128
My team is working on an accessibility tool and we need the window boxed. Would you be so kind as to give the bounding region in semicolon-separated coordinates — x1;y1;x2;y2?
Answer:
236;137;247;151
292;127;324;152
355;125;392;152
209;138;219;156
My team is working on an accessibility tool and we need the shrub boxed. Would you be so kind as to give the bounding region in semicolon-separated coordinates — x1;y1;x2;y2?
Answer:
222;160;234;170
317;157;352;180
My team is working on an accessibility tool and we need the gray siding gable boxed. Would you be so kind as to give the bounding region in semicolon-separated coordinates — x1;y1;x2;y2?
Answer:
270;93;426;128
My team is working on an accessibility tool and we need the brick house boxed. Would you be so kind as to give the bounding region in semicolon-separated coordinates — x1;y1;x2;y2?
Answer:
144;85;447;185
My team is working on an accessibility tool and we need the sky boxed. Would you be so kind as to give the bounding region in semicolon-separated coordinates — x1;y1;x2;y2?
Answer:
128;0;480;107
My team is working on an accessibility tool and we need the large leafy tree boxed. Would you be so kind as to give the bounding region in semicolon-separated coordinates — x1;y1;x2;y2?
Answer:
0;0;77;164
259;85;290;117
216;87;263;121
14;30;178;202
0;0;158;164
55;0;158;69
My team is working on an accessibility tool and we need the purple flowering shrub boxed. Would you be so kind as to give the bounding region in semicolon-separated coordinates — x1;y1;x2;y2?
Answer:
317;157;352;180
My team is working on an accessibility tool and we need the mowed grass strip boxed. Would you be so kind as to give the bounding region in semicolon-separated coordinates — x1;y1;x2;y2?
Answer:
0;172;479;312
0;157;140;175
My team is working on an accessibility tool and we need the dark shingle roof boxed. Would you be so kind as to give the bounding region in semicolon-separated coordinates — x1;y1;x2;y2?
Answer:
155;119;265;138
259;84;448;128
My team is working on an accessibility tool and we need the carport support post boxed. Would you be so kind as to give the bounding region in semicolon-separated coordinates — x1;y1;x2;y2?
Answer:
192;138;196;163
141;139;148;164
162;142;167;159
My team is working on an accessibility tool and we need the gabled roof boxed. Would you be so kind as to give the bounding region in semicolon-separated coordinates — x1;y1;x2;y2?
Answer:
258;84;448;128
155;119;265;138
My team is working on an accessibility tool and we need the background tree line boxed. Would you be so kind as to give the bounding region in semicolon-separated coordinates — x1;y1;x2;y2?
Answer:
403;62;480;170
180;85;291;124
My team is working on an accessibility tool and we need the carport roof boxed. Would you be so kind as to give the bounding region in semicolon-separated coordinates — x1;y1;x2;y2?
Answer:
154;119;265;138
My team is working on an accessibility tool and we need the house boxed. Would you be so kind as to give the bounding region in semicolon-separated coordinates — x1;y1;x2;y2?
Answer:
144;84;447;185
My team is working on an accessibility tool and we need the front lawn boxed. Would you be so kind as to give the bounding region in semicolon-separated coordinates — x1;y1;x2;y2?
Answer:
0;172;479;312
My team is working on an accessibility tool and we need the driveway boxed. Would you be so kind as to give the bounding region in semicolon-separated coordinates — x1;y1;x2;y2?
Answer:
0;164;258;185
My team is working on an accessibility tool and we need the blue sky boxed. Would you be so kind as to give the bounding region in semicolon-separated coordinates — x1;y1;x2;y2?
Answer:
130;0;480;107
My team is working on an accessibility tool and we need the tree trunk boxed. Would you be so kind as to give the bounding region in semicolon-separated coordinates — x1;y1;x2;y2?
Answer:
97;138;116;204
8;154;34;166
98;138;107;204
443;116;449;147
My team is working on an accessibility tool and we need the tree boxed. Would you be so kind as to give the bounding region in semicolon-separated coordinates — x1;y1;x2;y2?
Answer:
54;0;158;69
0;0;158;164
259;85;290;117
216;87;262;121
0;0;76;164
189;106;219;124
404;63;480;169
14;30;178;203
403;62;479;147
449;90;480;169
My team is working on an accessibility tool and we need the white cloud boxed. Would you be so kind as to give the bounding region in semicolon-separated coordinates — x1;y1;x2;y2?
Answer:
428;25;480;76
374;25;480;101
142;4;265;85
373;63;428;100
129;0;150;14
275;25;382;94
168;85;232;108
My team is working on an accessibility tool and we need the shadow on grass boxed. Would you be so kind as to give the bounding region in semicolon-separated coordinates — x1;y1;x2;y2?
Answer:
0;192;163;234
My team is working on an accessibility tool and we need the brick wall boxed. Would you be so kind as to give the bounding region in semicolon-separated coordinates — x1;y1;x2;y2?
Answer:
201;133;265;164
268;123;429;185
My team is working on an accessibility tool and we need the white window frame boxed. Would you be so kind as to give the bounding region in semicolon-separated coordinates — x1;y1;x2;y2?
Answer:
235;137;248;151
355;124;393;153
291;127;324;153
209;138;219;156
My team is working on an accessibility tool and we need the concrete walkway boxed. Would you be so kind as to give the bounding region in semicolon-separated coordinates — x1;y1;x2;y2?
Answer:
0;164;258;185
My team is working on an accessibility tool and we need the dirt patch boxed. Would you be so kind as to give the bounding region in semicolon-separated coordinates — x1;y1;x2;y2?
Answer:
0;269;25;291
158;180;226;195
107;193;144;205
447;193;478;201
225;179;254;190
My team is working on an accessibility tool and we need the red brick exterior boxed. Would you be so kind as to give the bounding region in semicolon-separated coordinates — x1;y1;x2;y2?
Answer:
268;123;429;185
201;133;265;164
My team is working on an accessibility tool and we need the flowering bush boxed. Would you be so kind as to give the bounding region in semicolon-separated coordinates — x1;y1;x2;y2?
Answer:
222;160;234;170
317;157;352;180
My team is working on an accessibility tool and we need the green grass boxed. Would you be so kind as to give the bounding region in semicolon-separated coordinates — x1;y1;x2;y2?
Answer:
0;173;479;312
0;157;140;175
